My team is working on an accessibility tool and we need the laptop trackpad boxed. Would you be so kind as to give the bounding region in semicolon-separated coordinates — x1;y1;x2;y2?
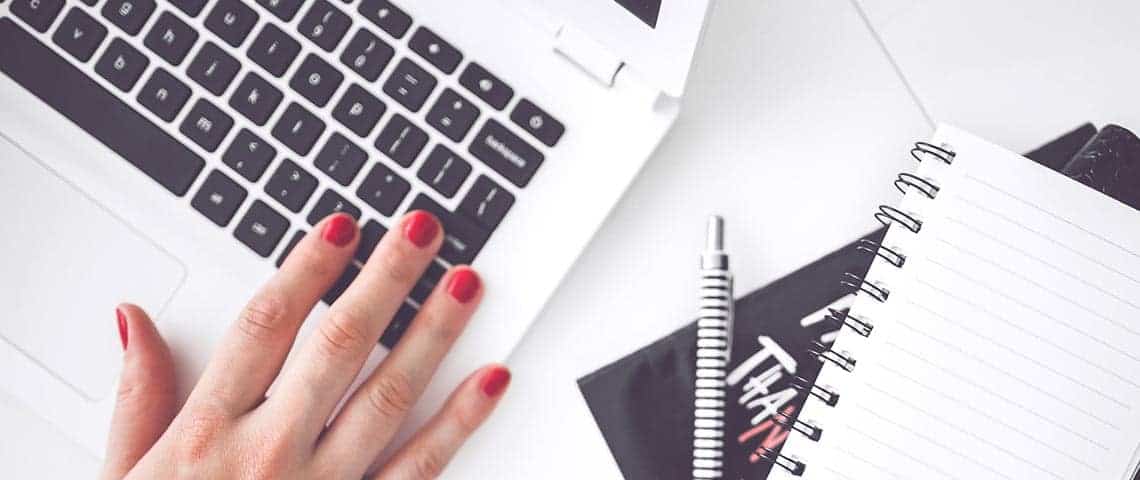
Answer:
0;136;184;401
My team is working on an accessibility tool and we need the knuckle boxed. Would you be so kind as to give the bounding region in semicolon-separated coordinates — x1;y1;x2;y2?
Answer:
316;308;371;358
365;371;416;420
236;294;290;343
411;449;449;479
170;405;228;464
452;402;484;435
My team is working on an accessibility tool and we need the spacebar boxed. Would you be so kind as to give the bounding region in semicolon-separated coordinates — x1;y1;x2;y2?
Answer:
0;19;204;196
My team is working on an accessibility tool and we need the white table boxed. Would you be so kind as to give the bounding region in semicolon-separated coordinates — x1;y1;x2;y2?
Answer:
5;0;1139;476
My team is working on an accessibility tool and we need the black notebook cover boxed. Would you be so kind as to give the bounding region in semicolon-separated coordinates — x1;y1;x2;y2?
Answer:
577;124;1107;479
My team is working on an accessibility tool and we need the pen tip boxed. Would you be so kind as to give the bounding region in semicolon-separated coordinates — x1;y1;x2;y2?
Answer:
706;215;724;250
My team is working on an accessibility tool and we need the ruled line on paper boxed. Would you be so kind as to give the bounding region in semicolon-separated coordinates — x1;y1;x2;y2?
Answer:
839;425;968;480
830;446;911;480
848;407;1015;480
883;340;1119;431
941;216;1140;313
925;258;1140;367
859;374;1102;472
891;319;1130;412
914;279;1140;387
955;194;1140;287
904;299;1137;405
963;174;1140;264
819;464;861;480
877;360;1110;452
932;236;1140;338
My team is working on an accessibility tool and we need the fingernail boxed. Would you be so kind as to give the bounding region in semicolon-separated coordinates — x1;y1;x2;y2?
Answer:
480;366;511;398
322;214;357;247
404;211;439;248
447;269;481;304
116;308;128;351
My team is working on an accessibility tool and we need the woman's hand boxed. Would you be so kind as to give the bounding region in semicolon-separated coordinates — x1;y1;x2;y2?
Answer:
100;211;510;479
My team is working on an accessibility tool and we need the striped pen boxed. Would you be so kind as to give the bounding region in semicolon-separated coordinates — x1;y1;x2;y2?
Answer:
693;216;734;479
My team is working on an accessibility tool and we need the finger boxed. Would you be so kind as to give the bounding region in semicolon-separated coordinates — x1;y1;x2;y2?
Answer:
314;266;483;478
368;365;511;480
260;211;442;439
100;304;178;480
187;214;358;415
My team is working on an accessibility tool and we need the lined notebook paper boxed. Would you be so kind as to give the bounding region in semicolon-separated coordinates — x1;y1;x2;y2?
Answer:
773;126;1140;480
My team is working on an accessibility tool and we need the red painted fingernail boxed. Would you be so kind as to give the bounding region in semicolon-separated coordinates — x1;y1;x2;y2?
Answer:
404;211;439;248
480;366;511;398
322;214;357;247
447;269;481;304
116;308;128;351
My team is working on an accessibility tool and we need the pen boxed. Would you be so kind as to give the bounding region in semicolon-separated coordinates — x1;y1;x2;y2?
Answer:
693;216;734;479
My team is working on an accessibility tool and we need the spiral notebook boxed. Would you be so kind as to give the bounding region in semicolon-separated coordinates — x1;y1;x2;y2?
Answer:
768;125;1140;480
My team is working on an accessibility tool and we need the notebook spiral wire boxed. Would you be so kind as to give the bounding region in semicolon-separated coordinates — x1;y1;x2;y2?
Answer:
758;141;955;476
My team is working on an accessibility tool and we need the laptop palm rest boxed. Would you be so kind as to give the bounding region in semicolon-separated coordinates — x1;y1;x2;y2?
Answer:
0;135;184;401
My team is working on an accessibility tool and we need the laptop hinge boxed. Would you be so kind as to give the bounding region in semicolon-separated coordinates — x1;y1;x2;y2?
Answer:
554;25;624;88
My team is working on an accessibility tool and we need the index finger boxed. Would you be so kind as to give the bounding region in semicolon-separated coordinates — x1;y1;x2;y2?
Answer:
186;213;358;415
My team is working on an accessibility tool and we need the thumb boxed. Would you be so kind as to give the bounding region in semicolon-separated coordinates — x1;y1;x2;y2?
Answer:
100;304;178;480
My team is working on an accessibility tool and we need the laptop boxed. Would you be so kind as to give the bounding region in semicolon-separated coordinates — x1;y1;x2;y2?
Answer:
0;0;713;456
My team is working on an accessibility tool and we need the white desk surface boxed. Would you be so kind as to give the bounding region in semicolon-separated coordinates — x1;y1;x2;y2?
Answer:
4;0;1137;476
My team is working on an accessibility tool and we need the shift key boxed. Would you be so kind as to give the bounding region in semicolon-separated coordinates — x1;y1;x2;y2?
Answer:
0;19;205;196
469;119;544;188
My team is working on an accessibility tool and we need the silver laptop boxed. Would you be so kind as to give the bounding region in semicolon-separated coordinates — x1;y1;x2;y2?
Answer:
0;0;713;454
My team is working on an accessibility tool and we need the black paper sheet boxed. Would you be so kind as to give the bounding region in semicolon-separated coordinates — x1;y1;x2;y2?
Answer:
577;124;1117;480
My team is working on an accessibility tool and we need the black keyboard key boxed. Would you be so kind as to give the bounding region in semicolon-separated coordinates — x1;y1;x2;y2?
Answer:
230;72;282;126
191;169;247;226
357;0;411;38
314;133;366;186
307;189;361;225
80;0;98;6
272;102;326;155
418;145;471;198
469;119;544;187
332;84;385;138
408;27;461;74
458;175;514;230
264;158;317;212
11;0;64;33
356;163;410;217
512;99;565;147
323;264;360;304
204;0;258;47
276;230;306;267
409;261;445;303
426;88;479;142
223;129;276;181
383;58;436;112
187;42;240;96
101;0;154;35
379;302;417;348
168;0;207;17
180;98;233;152
95;38;149;91
298;0;350;52
340;29;393;82
143;12;197;65
459;62;513;111
137;68;191;122
0;19;204;196
52;8;107;62
290;53;343;107
374;114;427;168
235;200;289;257
247;23;301;78
408;194;489;265
355;219;386;262
257;0;304;21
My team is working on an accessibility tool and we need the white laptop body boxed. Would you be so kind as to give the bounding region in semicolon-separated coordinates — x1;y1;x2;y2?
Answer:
0;0;713;458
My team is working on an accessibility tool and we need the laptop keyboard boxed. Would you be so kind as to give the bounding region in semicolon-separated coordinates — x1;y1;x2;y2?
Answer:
1;0;565;348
